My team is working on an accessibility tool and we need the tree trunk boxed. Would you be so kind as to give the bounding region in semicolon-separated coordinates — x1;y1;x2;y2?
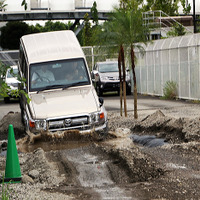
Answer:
131;44;138;119
118;48;123;116
121;45;127;117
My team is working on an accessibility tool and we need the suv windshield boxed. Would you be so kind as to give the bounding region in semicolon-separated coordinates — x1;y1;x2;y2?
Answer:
30;58;90;92
99;63;119;73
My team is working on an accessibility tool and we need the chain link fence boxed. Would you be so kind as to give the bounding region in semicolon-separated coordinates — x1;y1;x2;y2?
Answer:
82;46;119;71
135;33;200;100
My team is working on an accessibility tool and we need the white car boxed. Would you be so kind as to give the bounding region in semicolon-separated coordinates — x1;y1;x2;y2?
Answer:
4;65;19;103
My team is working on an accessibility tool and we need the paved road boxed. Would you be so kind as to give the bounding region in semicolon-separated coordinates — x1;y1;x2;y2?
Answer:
0;94;200;121
104;94;185;111
103;94;200;119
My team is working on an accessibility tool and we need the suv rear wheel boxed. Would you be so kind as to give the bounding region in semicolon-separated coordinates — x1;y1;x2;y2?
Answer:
4;97;10;103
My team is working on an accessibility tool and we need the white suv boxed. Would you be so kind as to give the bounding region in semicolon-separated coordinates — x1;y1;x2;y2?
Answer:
18;30;108;138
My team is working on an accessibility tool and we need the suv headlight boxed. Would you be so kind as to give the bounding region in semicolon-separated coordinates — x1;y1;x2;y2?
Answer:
35;120;47;130
89;112;105;126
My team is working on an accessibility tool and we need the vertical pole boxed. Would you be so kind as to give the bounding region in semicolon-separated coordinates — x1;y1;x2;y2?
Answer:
153;47;156;95
140;53;142;94
91;46;94;71
193;0;196;33
146;51;148;94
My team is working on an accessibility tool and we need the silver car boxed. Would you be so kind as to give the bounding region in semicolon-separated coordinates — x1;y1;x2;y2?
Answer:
91;61;132;96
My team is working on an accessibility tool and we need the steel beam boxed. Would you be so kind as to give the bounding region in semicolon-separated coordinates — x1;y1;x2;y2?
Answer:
0;10;109;21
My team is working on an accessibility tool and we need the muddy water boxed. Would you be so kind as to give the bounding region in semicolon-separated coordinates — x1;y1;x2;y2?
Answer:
60;146;134;200
17;130;96;153
18;140;90;153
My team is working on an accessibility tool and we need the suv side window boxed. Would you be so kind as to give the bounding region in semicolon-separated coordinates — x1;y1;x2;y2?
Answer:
19;45;28;91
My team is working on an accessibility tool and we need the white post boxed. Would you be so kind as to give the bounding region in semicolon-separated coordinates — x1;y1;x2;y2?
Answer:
178;36;184;98
160;40;165;96
91;46;94;70
188;35;194;99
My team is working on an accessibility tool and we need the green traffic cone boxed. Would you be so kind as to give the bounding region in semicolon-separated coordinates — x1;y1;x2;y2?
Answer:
4;124;21;183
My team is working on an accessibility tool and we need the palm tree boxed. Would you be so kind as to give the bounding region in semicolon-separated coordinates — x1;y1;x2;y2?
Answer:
116;8;148;118
99;8;148;119
97;19;126;116
97;7;148;118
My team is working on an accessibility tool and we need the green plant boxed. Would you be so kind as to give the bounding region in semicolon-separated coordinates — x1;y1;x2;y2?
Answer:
191;100;200;104
180;0;191;15
167;22;186;37
91;1;98;25
162;81;178;100
1;175;14;200
21;0;27;10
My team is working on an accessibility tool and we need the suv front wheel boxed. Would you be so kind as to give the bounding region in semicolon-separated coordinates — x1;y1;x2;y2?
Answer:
96;85;103;96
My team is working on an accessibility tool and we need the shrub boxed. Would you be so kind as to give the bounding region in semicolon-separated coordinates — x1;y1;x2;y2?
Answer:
162;81;178;100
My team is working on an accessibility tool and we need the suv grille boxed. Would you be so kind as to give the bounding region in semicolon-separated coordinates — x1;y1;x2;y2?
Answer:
48;116;90;132
108;76;119;80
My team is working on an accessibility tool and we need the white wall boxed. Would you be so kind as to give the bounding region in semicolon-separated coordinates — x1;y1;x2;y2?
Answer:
5;0;29;11
49;0;74;10
96;0;118;11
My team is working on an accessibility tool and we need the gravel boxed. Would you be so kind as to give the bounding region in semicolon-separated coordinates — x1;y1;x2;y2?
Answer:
0;105;200;199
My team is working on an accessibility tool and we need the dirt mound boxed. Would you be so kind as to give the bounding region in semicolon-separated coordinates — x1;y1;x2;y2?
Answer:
132;110;200;144
0;112;25;140
183;117;200;141
100;138;164;183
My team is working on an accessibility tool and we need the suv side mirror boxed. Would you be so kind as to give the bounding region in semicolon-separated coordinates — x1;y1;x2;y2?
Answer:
93;71;100;82
99;97;104;107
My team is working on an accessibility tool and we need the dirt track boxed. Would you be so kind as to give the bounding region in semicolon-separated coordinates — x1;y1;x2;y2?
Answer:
0;96;200;199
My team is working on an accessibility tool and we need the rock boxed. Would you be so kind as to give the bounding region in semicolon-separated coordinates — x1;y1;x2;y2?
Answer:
19;157;27;165
22;174;34;184
29;169;40;179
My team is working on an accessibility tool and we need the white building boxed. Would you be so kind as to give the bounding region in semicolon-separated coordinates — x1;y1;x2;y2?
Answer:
2;0;200;13
3;0;119;12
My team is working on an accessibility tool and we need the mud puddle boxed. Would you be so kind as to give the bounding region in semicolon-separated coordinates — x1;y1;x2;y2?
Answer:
16;130;98;153
18;140;90;153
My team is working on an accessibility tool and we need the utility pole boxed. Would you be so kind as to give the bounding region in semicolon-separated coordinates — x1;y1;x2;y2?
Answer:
193;0;197;33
